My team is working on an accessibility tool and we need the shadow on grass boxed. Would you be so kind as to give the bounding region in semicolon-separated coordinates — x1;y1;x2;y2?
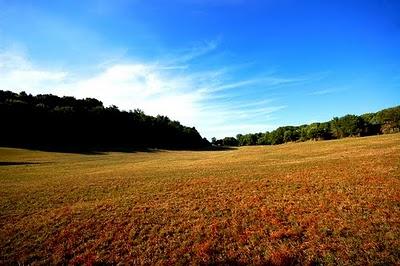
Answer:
186;145;238;152
0;161;42;166
0;145;237;155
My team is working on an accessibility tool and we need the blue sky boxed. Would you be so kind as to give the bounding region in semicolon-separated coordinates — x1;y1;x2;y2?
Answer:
0;0;399;139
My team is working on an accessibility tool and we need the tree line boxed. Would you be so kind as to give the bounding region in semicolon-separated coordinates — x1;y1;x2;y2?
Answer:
0;90;209;151
212;105;400;146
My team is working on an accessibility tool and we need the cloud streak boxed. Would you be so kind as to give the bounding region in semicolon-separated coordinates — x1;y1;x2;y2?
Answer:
308;87;345;96
0;50;67;93
0;43;302;139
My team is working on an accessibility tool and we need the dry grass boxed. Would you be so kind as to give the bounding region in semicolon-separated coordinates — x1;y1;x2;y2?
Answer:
1;134;399;265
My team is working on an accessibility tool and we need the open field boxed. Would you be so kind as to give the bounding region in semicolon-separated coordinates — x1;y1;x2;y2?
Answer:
1;134;399;265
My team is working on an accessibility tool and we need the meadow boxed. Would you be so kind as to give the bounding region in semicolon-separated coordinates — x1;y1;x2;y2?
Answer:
1;134;399;265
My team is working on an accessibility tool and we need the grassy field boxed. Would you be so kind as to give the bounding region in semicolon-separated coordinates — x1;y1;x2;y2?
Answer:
0;134;399;265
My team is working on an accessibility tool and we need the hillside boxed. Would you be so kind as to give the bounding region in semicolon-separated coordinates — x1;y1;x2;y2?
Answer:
1;134;399;264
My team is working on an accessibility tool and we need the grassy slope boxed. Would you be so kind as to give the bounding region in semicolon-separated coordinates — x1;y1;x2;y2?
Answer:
0;134;399;265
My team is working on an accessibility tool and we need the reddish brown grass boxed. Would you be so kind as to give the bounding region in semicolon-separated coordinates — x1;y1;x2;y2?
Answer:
0;134;399;265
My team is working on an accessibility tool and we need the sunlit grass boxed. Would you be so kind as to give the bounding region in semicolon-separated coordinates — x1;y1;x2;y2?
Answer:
1;134;399;264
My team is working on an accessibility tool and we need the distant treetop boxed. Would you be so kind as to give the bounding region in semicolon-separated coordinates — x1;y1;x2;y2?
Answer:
212;106;400;147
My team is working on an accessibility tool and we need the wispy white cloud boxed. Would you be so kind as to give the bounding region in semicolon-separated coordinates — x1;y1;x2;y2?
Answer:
0;49;67;93
0;43;301;139
168;39;220;64
308;87;345;96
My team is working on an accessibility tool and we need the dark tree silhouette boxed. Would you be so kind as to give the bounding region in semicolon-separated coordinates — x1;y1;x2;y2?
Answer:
0;90;210;152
